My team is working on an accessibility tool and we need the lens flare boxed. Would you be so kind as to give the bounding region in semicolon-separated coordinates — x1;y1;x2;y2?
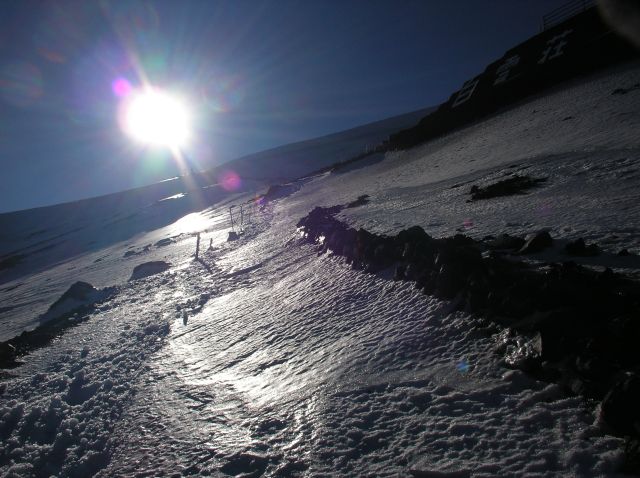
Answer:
456;360;470;373
122;88;191;148
219;171;241;191
112;77;132;97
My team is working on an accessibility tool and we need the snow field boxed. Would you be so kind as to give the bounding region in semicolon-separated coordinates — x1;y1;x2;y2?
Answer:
103;219;624;476
0;281;173;477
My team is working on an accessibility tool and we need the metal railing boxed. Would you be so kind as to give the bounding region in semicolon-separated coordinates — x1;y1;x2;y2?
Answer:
541;0;596;31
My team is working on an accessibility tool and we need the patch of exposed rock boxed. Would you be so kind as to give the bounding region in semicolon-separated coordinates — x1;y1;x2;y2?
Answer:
129;261;171;281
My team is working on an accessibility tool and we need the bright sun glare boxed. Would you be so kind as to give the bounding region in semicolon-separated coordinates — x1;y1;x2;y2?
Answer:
124;88;191;148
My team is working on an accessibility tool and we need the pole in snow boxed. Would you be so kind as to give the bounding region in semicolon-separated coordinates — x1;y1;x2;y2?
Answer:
195;232;201;260
229;206;235;232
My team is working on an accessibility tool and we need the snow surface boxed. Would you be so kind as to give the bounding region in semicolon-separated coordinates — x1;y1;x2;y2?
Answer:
1;60;640;476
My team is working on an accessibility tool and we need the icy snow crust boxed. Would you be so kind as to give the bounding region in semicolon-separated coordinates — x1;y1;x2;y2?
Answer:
1;61;640;476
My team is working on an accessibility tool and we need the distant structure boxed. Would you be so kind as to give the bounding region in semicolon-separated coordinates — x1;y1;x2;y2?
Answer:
387;0;637;150
541;0;596;31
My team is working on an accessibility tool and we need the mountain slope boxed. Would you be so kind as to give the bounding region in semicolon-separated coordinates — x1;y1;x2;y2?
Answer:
1;60;639;476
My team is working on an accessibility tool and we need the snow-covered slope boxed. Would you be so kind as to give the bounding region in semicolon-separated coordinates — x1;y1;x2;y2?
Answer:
219;107;435;181
1;61;640;477
0;107;432;342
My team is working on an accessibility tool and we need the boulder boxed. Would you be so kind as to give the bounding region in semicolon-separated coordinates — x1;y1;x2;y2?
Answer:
0;342;16;364
396;226;431;249
518;231;553;254
565;238;599;256
42;281;109;321
346;194;370;208
469;175;547;201
52;281;96;304
485;233;526;251
600;374;640;437
154;238;173;247
227;231;239;241
495;328;543;373
621;439;640;474
129;261;171;281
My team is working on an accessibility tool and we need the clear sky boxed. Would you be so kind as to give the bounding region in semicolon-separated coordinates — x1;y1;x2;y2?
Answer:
0;0;570;213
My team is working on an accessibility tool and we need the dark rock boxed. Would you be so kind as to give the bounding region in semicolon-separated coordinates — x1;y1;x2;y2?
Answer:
227;231;239;241
451;234;475;246
435;265;458;299
397;226;431;247
123;250;137;258
129;261;171;281
402;242;415;261
621;439;640;474
600;374;640;437
373;242;394;268
565;238;599;256
613;84;640;96
466;287;488;313
536;313;578;362
220;452;269;477
469;175;547;201
263;182;301;202
403;263;420;281
518;231;553;254
497;330;542;373
42;281;109;323
394;265;406;281
0;342;16;365
346;194;370;208
51;281;97;306
568;376;588;395
619;248;631;256
512;336;542;373
485;234;525;251
575;355;612;383
154;238;173;247
421;272;437;295
598;267;615;285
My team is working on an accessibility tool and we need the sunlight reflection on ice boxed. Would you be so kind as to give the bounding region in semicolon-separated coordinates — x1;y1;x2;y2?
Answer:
169;212;209;234
166;289;307;407
159;192;185;202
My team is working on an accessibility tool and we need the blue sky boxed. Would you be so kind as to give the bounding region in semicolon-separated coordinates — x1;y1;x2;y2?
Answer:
0;0;569;213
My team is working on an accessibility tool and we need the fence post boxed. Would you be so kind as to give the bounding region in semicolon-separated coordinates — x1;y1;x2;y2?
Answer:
195;232;200;260
229;206;236;232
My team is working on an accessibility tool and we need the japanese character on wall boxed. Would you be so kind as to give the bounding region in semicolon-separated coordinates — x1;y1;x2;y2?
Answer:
452;78;480;107
493;55;521;85
538;29;573;64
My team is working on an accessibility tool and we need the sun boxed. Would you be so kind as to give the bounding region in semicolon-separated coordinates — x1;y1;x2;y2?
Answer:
123;88;191;148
